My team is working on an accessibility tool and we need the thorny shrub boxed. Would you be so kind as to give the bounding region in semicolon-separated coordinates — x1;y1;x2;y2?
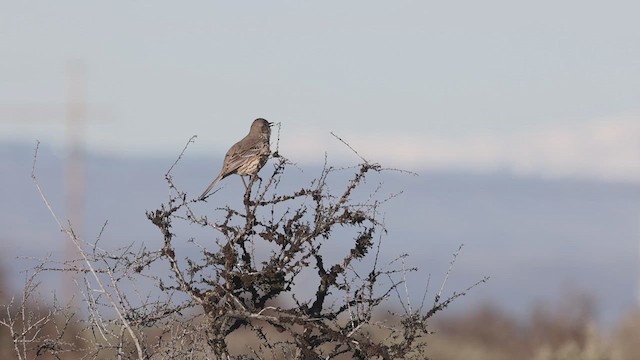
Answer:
1;139;487;359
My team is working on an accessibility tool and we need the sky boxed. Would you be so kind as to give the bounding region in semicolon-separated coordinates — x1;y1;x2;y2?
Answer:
1;1;639;182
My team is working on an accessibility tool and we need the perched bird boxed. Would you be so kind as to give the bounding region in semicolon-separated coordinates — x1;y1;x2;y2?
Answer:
199;118;272;200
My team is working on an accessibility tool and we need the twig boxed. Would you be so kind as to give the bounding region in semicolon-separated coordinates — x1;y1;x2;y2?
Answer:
434;244;464;305
330;132;369;164
166;135;197;177
31;141;145;359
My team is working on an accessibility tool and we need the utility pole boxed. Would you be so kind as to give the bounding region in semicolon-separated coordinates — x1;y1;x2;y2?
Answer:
64;61;87;303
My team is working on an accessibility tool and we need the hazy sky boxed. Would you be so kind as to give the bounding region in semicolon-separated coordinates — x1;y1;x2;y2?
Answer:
1;1;639;181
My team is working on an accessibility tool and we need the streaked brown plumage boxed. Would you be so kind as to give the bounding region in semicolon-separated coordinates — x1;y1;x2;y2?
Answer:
199;118;272;200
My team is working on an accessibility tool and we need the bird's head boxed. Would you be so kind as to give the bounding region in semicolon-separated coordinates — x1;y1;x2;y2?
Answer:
251;118;272;136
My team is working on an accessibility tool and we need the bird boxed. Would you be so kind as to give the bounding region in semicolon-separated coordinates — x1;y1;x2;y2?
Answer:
199;118;272;200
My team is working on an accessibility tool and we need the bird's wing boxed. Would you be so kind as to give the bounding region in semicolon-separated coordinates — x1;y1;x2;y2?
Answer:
220;139;267;176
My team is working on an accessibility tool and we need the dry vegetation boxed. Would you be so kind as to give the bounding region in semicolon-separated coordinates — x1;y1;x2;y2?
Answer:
2;272;639;359
427;295;640;360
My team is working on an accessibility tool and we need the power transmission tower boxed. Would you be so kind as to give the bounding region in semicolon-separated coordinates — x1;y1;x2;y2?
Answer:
64;61;87;304
0;61;111;303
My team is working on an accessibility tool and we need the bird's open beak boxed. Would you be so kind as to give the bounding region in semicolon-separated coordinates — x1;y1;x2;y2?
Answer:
268;121;274;127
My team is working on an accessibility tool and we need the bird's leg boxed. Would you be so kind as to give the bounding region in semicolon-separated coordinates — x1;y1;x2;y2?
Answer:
244;175;261;190
242;175;254;208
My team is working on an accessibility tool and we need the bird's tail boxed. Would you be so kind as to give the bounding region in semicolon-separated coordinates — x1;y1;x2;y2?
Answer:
199;175;222;200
